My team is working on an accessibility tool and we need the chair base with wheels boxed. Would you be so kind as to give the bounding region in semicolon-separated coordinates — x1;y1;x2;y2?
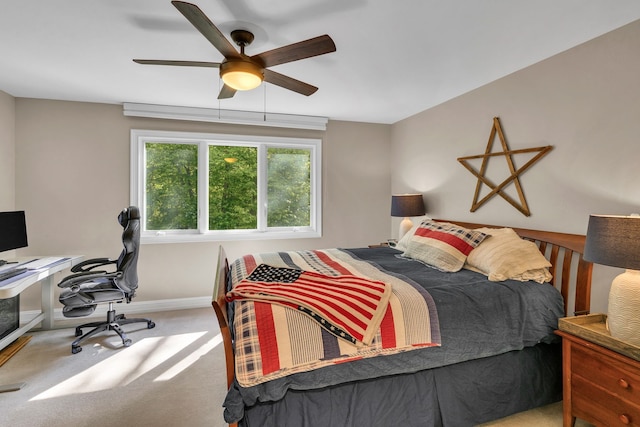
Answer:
70;301;156;354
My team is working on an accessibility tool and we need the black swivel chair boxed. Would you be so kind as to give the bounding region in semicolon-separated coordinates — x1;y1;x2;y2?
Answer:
58;206;155;354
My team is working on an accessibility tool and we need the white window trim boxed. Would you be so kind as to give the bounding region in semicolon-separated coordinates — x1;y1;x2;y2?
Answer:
123;103;328;131
130;129;322;244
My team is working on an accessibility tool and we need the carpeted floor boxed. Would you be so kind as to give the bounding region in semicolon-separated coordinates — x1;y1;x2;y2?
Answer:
0;308;228;427
0;307;593;426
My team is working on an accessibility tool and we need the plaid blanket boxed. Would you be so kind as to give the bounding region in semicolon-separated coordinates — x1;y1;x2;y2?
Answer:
229;248;441;387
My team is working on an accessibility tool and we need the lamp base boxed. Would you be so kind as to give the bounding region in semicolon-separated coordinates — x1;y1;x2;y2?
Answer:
607;269;640;346
399;217;414;239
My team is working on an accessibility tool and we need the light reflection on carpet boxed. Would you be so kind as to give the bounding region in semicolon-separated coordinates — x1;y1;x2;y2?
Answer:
31;332;220;400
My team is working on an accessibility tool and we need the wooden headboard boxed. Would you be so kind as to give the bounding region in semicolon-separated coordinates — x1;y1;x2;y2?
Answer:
442;220;593;317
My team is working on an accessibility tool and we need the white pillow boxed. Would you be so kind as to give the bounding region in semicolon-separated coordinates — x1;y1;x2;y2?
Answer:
465;227;552;283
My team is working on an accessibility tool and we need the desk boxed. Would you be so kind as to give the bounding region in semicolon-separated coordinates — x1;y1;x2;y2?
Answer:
0;256;83;351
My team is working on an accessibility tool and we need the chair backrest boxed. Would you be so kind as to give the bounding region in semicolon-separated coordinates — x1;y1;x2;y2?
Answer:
115;206;140;297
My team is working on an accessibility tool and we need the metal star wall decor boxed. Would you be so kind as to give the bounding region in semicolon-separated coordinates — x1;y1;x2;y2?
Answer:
457;117;552;216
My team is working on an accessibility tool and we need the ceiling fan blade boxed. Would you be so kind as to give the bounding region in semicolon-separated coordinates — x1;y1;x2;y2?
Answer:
263;69;318;96
171;1;240;59
218;84;237;99
133;59;221;68
253;35;336;68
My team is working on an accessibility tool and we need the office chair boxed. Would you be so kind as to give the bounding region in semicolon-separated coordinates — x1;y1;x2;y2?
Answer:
58;206;155;354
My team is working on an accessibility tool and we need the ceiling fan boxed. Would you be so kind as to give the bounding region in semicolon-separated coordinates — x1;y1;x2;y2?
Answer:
133;1;337;99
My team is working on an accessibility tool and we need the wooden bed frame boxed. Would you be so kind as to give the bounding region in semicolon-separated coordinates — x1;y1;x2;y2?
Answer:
212;221;594;427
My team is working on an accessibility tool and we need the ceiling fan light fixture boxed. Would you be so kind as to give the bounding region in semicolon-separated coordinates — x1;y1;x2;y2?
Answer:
220;61;263;91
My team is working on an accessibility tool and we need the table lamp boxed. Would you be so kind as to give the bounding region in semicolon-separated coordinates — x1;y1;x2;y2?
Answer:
584;214;640;345
391;194;426;239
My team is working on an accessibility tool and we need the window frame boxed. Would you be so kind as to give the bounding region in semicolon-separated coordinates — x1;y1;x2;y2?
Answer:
130;129;322;243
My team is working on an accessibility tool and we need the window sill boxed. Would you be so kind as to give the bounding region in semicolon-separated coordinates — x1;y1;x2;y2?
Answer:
140;229;321;244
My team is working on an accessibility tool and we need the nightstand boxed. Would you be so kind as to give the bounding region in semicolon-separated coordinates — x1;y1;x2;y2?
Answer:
368;242;390;248
556;314;640;427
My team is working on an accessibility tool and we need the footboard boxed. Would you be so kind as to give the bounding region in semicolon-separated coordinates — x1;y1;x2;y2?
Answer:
212;247;234;387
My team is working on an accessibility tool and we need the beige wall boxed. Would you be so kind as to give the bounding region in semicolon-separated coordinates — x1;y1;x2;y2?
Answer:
0;90;15;211
11;100;391;309
391;19;640;313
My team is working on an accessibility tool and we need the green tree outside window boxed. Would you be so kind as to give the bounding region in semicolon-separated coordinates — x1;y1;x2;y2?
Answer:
145;143;198;230
144;142;312;232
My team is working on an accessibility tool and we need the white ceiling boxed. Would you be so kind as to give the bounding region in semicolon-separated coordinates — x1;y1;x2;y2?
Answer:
3;1;640;124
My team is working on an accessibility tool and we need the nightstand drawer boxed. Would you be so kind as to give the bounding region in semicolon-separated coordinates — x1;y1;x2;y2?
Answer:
573;374;640;426
572;343;640;402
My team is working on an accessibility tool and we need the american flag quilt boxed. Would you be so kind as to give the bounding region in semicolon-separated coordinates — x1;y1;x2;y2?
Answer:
227;264;392;346
228;248;441;387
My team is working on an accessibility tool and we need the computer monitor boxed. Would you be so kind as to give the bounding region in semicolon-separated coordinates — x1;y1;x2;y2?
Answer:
0;210;28;255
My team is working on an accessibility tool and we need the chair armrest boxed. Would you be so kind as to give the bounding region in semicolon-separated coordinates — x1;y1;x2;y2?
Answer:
58;270;121;289
71;258;116;273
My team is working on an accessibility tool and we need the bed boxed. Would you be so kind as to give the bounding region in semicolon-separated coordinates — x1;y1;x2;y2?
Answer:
212;219;593;427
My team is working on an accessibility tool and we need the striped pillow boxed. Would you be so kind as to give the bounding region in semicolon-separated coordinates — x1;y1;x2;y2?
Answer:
403;221;488;272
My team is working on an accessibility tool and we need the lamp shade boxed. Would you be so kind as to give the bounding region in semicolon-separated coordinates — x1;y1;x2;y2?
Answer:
584;214;640;270
391;194;426;217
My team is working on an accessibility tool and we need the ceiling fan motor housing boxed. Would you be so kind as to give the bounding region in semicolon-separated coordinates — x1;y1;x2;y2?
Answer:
230;29;255;48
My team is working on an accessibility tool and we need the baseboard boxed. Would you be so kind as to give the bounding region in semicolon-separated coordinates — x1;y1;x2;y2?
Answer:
21;296;212;328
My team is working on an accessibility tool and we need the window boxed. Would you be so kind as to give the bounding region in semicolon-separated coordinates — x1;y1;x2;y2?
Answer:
131;130;321;243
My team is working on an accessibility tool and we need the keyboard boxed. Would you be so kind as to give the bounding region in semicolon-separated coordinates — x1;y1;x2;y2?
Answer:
20;257;65;270
0;267;27;281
